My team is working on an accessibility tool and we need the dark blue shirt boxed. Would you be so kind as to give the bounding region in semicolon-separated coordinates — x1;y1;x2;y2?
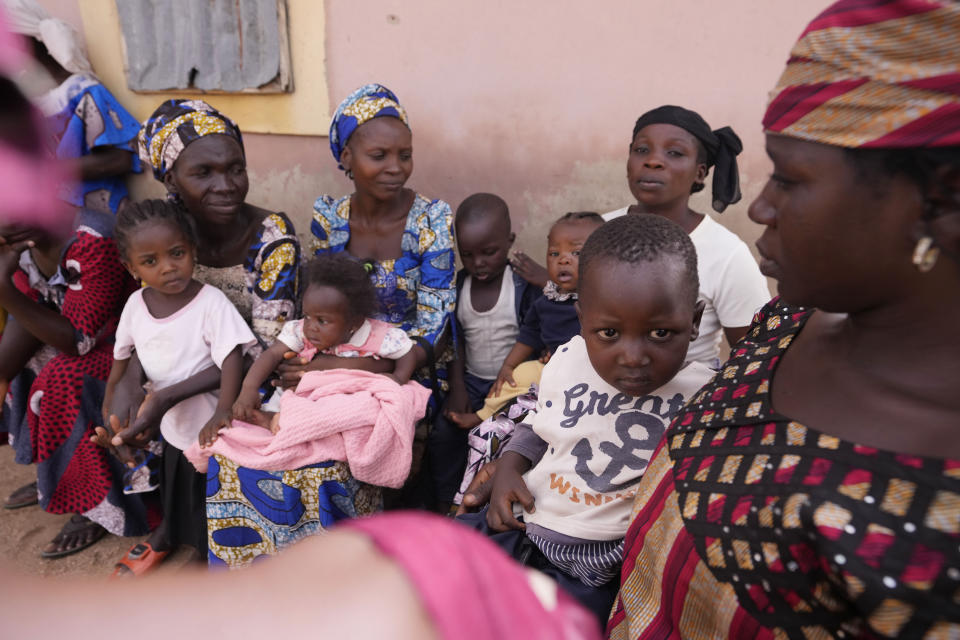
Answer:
516;295;580;355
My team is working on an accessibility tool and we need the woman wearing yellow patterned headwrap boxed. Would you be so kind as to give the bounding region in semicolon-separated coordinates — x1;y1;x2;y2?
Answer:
133;99;300;348
101;100;302;573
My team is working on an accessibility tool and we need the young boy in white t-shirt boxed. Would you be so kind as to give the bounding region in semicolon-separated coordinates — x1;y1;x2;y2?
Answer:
428;194;539;509
458;214;714;622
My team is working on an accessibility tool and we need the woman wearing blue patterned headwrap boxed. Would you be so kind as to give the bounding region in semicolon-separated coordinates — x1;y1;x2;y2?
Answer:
328;83;409;171
306;83;454;377
200;85;456;566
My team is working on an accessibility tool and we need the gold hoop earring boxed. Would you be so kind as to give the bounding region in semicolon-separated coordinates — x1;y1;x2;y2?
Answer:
912;236;940;272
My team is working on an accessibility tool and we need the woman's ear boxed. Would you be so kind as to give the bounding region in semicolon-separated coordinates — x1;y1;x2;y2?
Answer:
925;164;960;257
162;170;179;197
694;163;709;190
340;146;353;172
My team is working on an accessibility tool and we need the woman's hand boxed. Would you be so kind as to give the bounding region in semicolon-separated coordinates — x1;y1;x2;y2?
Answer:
274;351;316;389
274;352;394;389
199;408;232;448
232;387;262;422
510;251;549;289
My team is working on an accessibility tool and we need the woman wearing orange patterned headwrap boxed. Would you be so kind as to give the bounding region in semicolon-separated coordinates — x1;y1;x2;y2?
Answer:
608;1;960;638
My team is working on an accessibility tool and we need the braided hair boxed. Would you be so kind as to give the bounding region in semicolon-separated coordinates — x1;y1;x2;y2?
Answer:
114;199;198;261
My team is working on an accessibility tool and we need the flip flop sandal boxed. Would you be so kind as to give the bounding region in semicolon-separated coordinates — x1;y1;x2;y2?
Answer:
40;515;107;559
111;542;170;577
4;481;38;509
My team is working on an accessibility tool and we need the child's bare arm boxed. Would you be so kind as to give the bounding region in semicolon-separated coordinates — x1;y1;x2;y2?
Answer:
200;346;243;447
101;357;131;427
233;341;289;419
444;330;469;414
490;342;536;396
388;350;419;385
93;356;139;466
486;451;535;532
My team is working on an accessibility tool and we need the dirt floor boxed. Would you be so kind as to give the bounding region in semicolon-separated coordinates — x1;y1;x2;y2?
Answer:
0;445;191;577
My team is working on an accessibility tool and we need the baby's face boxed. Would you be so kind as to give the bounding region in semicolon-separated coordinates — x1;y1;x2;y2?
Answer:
301;284;357;350
455;216;514;283
546;219;599;293
577;257;701;397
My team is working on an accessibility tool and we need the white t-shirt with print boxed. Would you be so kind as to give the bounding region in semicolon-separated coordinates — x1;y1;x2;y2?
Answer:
522;335;714;541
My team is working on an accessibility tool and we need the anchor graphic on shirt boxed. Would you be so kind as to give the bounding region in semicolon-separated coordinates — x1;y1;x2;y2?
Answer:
571;410;666;493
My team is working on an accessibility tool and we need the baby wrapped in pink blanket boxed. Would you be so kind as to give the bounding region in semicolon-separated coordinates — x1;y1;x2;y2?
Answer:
185;369;431;489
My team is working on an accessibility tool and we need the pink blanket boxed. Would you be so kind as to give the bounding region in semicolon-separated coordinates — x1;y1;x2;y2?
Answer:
185;369;431;488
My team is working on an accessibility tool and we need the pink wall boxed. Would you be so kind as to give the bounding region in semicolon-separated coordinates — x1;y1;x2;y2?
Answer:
41;0;833;261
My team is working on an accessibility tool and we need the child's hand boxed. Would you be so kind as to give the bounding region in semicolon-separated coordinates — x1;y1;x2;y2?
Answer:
443;384;469;417
456;460;499;515
538;349;552;365
510;251;549;289
487;463;535;532
232;389;262;422
448;411;482;430
90;414;139;468
199;409;232;448
490;364;517;397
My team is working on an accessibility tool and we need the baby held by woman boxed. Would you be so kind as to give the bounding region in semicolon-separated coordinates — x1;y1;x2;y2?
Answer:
230;254;419;434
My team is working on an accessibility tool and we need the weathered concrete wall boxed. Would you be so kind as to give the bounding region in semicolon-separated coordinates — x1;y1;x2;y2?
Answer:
43;0;833;264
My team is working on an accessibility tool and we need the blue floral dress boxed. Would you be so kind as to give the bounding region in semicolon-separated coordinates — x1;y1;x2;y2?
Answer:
310;193;456;349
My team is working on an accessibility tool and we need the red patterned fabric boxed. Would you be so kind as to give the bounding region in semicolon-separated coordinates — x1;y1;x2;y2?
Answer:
763;0;960;148
608;299;960;639
2;209;145;536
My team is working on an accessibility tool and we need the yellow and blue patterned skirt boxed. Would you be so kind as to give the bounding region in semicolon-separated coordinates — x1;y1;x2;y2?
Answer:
206;455;382;568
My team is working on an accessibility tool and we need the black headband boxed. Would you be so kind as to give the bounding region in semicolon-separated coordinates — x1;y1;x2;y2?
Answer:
632;105;743;213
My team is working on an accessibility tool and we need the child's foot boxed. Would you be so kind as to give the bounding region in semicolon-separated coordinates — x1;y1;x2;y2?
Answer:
111;529;171;577
449;411;482;429
244;408;277;430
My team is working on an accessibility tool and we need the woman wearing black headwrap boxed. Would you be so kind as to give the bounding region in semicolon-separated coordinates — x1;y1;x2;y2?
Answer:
603;105;769;367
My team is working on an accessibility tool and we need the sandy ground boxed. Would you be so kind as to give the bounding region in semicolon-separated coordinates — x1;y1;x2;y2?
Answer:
0;445;191;577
